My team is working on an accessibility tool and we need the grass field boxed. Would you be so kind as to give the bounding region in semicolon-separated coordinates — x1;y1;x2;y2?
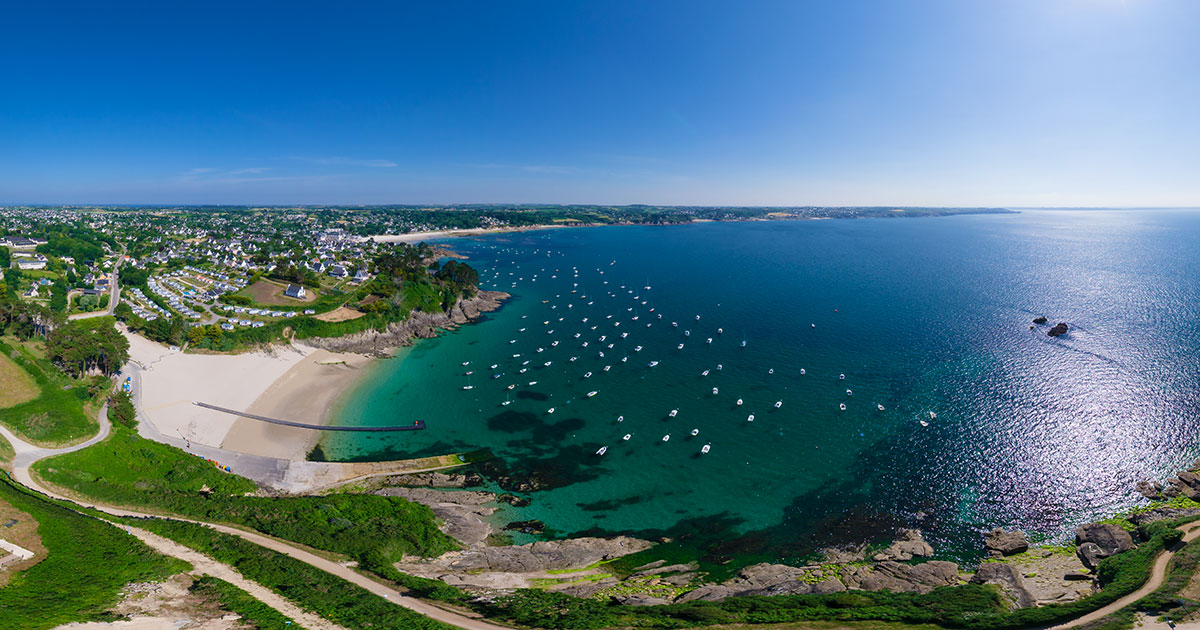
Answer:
0;478;189;629
237;279;316;305
0;433;13;467
0;339;98;446
0;352;41;408
0;497;47;586
33;425;459;565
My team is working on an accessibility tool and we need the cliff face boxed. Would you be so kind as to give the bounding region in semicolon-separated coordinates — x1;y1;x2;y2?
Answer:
303;290;509;356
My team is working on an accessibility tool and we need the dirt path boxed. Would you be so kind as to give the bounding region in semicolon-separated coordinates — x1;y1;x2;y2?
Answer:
6;402;511;630
1049;521;1200;629
117;522;347;630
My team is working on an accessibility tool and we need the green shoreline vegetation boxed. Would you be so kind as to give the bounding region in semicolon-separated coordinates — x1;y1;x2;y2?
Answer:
0;477;189;630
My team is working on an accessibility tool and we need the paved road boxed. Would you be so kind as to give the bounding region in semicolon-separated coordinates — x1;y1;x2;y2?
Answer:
1049;520;1200;630
2;391;510;630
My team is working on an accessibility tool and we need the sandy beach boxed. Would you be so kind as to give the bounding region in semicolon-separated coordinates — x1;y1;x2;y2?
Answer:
125;330;371;461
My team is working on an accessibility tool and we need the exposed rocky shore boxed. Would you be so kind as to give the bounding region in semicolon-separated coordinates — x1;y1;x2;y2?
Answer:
304;290;509;357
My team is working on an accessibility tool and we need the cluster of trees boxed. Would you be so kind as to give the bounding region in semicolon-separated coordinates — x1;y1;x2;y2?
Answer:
46;317;129;378
267;263;322;289
35;228;111;263
0;297;55;339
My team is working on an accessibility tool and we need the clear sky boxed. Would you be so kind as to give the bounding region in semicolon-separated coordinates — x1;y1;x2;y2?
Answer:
2;1;1198;206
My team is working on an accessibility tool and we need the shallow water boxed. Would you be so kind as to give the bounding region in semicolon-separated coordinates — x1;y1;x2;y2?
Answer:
323;209;1200;564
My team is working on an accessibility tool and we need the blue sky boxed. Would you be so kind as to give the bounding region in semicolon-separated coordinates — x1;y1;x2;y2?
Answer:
2;1;1197;206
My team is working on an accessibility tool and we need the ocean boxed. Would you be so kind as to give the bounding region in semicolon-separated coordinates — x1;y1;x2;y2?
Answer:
321;209;1200;566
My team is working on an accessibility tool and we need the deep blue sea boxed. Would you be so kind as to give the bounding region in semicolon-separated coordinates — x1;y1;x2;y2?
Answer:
322;209;1200;565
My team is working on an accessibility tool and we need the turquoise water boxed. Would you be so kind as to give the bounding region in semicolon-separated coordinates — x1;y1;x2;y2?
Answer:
324;210;1200;564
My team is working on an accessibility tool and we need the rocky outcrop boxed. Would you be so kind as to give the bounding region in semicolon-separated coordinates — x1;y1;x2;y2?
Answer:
1128;507;1200;527
375;487;496;548
399;537;653;575
1074;523;1134;570
305;290;509;356
1137;480;1164;500
1033;316;1048;325
971;563;1036;609
985;528;1029;557
380;471;484;488
1047;322;1069;337
841;561;960;593
676;563;847;601
873;529;935;562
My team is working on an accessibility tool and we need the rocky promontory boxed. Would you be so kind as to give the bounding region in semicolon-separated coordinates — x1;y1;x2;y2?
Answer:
305;290;509;357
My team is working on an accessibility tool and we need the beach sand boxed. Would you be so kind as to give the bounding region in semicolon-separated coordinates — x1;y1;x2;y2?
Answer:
221;350;373;459
125;331;371;461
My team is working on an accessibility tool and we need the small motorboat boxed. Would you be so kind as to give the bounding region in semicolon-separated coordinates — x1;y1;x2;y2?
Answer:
544;361;552;367
648;361;659;367
716;364;722;370
635;346;643;351
462;361;470;366
462;385;474;390
672;322;678;327
702;369;709;376
839;373;846;380
774;401;783;408
587;391;598;397
623;433;631;441
617;415;624;422
769;368;775;374
662;434;671;442
706;337;712;344
877;404;885;411
622;356;629;363
740;340;746;347
747;414;755;421
547;407;556;414
596;446;607;455
701;444;711;454
604;365;611;372
528;381;538;386
920;420;929;427
684;330;691;336
584;372;593;378
691;428;699;436
846;389;853;396
712;387;719;395
799;368;805;375
669;409;678;417
929;411;937;420
570;356;578;362
839;403;847;411
678;343;685;350
736;398;743;406
507;384;515;390
718;328;723;334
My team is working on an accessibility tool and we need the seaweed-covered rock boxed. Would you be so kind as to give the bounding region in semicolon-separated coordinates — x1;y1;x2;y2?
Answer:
1033;316;1048;325
1047;322;1069;337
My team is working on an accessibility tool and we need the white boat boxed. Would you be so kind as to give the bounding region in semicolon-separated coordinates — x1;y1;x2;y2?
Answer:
574;333;581;338
839;373;845;380
587;391;598;397
920;420;929;426
596;446;607;455
669;409;678;417
604;365;611;372
811;323;816;328
718;328;723;334
774;401;783;408
678;343;685;350
462;361;470;366
570;356;578;362
547;407;556;414
706;338;712;344
529;381;538;385
507;384;515;390
701;444;710;454
672;322;678;327
635;345;643;351
501;400;512;406
740;340;746;347
648;360;659;367
839;403;847;411
736;398;743;406
929;411;937;420
716;364;722;370
600;335;606;341
462;385;474;390
877;404;885;411
544;361;552;367
490;364;498;369
510;339;516;343
691;428;699;436
662;434;670;442
701;369;709;376
584;372;592;378
747;414;755;421
622;356;628;363
520;368;528;374
684;330;690;336
695;315;701;320
712;387;718;395
552;341;559;346
623;434;631;441
621;332;628;338
846;389;853;396
769;368;775;374
799;368;805;375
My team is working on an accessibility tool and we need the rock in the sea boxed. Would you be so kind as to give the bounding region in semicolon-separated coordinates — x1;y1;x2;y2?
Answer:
873;529;935;562
971;563;1036;609
1047;322;1069;337
985;528;1029;557
1033;316;1048;325
502;520;546;535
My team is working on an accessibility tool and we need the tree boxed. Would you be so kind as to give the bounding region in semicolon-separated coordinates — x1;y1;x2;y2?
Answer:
46;317;130;378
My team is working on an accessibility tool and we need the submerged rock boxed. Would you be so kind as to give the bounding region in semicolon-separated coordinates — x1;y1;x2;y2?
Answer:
971;563;1036;609
1047;322;1069;337
985;528;1029;557
1136;480;1164;500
